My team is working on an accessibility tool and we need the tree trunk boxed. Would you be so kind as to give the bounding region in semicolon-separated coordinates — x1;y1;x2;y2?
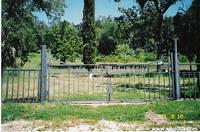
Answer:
156;14;163;71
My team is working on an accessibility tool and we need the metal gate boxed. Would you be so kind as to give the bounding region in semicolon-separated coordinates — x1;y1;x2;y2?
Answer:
47;64;173;102
1;39;200;103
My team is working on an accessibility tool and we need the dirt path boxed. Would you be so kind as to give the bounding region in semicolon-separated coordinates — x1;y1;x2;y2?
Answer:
2;118;199;131
1;119;150;131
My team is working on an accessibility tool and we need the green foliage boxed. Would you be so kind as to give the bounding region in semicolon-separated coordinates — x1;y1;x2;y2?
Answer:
135;48;156;62
82;0;96;64
178;54;189;63
96;17;118;55
1;0;65;68
48;21;83;62
22;52;41;68
115;44;135;56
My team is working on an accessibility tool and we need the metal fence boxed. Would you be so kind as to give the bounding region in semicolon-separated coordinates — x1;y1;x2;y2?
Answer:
1;69;40;102
2;64;199;103
46;64;200;102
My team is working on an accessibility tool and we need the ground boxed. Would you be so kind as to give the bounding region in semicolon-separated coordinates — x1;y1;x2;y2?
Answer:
2;115;200;131
1;101;200;131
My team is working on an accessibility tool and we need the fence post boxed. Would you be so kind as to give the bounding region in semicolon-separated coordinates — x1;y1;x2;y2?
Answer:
40;45;47;102
172;38;181;100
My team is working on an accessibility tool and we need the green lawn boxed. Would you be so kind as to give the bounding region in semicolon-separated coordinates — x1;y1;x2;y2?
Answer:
2;101;200;123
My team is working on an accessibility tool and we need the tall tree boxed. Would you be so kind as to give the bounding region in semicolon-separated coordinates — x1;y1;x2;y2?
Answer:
114;0;178;64
82;0;96;64
1;0;65;68
174;0;200;96
48;21;83;63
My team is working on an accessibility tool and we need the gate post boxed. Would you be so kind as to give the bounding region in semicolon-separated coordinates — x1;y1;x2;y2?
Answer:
172;38;181;100
40;45;47;102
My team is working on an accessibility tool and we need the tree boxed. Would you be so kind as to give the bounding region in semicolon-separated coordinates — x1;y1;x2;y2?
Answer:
98;34;117;55
82;0;96;64
96;17;118;55
114;0;178;65
174;0;200;96
174;0;200;69
1;0;65;68
48;21;83;63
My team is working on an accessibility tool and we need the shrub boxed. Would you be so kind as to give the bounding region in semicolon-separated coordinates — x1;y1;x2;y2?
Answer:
178;54;189;63
115;44;135;56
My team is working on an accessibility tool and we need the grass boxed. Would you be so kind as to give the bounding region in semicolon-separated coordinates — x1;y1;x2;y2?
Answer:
20;53;148;69
2;101;200;123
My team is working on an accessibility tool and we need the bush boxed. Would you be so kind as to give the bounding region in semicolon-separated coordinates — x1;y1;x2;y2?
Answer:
135;48;156;62
135;48;145;56
143;52;156;62
115;44;135;56
178;54;189;63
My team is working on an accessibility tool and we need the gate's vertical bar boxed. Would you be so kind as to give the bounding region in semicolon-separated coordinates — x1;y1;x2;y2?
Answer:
77;67;80;96
193;73;196;100
188;73;191;99
198;72;200;98
6;70;9;100
22;71;25;100
148;64;150;100
47;67;50;101
68;68;70;100
73;69;75;98
164;71;166;99
167;62;171;100
134;69;136;95
153;72;155;99
53;78;55;99
139;72;141;99
107;66;112;102
28;70;31;101
63;74;66;97
33;71;36;100
172;38;181;99
183;73;186;100
58;76;60;97
92;68;94;96
88;69;90;95
11;70;14;99
143;68;146;99
37;71;40;102
158;70;161;99
1;70;4;100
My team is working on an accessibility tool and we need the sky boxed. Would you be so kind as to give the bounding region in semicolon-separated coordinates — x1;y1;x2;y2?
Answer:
35;0;192;25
